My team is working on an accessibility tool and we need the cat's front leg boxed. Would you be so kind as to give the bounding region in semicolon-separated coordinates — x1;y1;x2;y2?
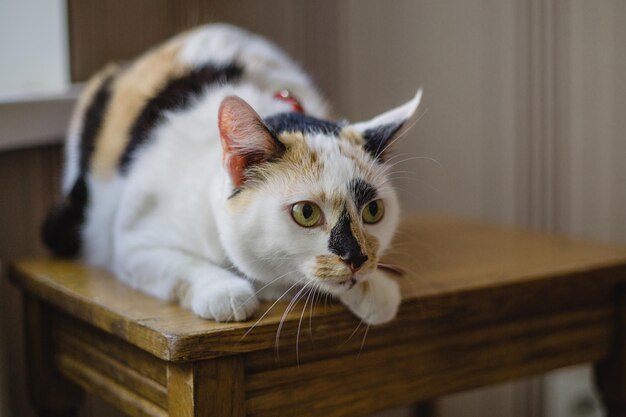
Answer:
115;247;259;321
339;271;401;325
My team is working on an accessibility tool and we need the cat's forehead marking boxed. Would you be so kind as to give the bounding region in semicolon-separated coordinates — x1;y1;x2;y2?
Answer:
235;128;384;218
278;132;324;179
275;124;375;177
265;112;342;136
319;190;345;216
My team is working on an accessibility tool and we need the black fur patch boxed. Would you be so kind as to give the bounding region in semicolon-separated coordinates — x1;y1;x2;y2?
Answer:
119;63;244;172
80;73;115;173
349;178;377;209
42;73;115;258
42;177;88;258
264;112;342;136
362;121;405;162
328;208;368;268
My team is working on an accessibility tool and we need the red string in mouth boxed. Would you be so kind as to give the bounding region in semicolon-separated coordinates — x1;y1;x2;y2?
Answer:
377;263;405;276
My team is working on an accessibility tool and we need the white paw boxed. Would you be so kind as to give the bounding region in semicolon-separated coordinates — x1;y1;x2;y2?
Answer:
339;273;401;325
191;279;259;322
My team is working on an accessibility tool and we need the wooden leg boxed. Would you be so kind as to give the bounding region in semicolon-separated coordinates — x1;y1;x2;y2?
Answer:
167;356;245;417
23;295;83;417
412;401;436;417
595;288;626;417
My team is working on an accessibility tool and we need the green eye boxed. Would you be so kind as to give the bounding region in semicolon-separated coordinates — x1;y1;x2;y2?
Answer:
291;201;322;227
362;199;384;224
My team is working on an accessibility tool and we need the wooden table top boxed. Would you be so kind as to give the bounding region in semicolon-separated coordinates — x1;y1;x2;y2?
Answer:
11;214;626;362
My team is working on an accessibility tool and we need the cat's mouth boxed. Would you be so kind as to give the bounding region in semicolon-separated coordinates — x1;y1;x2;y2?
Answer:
346;277;358;289
312;257;404;293
322;274;361;290
316;263;405;292
310;273;358;293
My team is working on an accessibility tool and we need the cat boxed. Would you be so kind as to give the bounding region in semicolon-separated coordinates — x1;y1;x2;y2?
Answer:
43;24;422;325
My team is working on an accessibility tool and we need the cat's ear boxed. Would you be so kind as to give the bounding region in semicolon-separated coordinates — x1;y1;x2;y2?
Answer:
349;89;422;162
218;96;285;188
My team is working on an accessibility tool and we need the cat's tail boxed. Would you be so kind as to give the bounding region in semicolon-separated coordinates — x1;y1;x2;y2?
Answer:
41;176;88;258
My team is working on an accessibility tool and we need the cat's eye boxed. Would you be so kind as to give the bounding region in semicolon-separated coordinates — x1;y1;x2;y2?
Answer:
291;201;322;227
362;199;384;224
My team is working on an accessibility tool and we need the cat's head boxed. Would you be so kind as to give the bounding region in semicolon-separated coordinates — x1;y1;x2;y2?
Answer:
216;90;422;296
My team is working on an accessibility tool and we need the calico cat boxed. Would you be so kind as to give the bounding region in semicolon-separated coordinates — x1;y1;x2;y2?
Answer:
43;24;422;325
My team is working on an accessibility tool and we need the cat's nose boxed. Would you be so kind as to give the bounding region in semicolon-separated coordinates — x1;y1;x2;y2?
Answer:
343;254;368;273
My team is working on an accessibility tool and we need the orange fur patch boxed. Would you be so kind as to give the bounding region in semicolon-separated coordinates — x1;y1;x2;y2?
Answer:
340;126;366;146
68;64;120;139
314;255;351;281
90;34;190;179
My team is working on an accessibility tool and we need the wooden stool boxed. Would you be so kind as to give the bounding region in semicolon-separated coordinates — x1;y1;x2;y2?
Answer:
10;215;626;417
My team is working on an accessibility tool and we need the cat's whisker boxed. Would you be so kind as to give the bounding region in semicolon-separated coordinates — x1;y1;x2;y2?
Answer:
240;277;306;341
240;269;298;308
342;318;364;346
275;282;311;357
307;283;318;339
296;284;316;368
385;155;442;171
309;282;323;338
371;155;439;185
367;152;410;180
379;151;412;164
385;170;418;177
358;324;371;357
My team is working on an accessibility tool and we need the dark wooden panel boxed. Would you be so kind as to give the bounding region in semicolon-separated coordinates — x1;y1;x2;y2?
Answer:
67;0;303;81
0;145;62;260
245;307;612;417
0;145;62;417
67;0;176;81
66;0;342;106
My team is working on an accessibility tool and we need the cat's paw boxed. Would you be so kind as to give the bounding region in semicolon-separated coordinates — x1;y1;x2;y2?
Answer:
339;272;401;325
191;278;259;322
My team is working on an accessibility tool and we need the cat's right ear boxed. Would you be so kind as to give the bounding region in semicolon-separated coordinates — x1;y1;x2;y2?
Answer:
218;96;285;188
348;89;422;162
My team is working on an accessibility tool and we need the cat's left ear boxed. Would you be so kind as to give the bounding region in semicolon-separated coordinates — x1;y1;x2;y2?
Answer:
219;96;285;188
348;89;422;162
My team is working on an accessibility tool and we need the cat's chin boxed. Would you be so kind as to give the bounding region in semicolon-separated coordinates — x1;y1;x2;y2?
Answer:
314;276;365;296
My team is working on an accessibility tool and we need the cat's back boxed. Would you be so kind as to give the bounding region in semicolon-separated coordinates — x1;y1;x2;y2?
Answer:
65;24;319;188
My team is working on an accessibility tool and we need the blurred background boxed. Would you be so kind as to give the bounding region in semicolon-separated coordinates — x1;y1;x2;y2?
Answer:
1;0;624;416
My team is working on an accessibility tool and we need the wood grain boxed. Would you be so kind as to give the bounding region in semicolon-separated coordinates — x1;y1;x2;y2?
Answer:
53;312;167;386
54;329;167;409
56;351;167;417
244;306;611;417
23;295;84;415
167;357;245;417
0;145;63;417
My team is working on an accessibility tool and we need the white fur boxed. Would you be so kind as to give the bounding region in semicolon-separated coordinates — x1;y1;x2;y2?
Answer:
68;24;419;324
